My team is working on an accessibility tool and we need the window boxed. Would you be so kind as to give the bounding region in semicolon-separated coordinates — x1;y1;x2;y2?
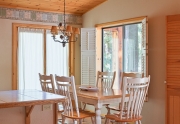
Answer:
18;28;44;90
103;23;143;71
12;23;75;90
96;16;148;88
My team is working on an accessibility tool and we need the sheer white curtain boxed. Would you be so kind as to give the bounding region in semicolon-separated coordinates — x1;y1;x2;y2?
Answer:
46;30;69;77
18;27;44;90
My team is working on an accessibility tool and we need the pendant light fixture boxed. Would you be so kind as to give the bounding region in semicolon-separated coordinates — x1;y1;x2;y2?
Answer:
51;0;80;47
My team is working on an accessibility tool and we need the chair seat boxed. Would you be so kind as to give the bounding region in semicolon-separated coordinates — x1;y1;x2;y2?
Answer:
105;114;142;122
105;76;150;124
56;75;95;124
61;109;95;119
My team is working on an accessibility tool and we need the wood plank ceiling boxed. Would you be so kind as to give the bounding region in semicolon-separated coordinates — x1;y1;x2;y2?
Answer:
0;0;107;15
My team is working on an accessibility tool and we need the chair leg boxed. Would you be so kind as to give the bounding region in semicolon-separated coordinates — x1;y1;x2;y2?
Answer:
110;121;114;124
105;118;110;124
105;106;111;124
91;117;95;124
81;102;86;122
73;119;78;124
81;102;86;110
138;120;142;124
61;115;65;124
79;119;82;124
105;117;108;124
107;108;110;115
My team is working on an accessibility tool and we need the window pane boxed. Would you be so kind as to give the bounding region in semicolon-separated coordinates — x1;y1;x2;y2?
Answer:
18;28;44;90
46;30;69;77
18;28;69;90
123;23;142;72
102;23;143;88
102;27;121;88
103;30;113;72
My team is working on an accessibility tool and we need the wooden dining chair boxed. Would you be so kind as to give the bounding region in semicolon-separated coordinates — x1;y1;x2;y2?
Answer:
105;75;150;124
38;73;56;94
105;72;143;115
55;75;95;124
96;71;116;88
104;72;144;123
82;71;116;110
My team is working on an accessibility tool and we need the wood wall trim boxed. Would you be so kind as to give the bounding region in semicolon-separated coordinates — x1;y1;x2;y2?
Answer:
95;16;147;28
12;23;52;29
69;42;75;76
12;23;51;90
12;23;18;90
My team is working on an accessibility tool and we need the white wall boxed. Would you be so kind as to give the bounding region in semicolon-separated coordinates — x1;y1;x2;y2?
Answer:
0;19;12;90
82;0;180;123
0;105;54;124
0;19;81;90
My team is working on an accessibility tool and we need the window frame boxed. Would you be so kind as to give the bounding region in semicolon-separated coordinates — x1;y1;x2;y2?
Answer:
12;23;75;90
102;22;142;72
95;16;148;101
95;16;148;75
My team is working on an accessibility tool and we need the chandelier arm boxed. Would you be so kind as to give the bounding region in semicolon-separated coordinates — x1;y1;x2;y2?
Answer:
64;0;66;30
52;35;63;43
54;40;63;43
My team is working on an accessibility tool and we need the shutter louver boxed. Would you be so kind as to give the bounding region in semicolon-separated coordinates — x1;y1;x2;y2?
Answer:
81;52;96;85
81;28;96;51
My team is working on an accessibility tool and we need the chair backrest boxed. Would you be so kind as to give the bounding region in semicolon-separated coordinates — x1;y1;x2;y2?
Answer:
120;72;144;90
39;73;55;94
119;76;150;120
55;75;79;117
96;71;116;88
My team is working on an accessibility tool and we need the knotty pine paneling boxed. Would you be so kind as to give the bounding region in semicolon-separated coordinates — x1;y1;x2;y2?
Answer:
0;0;107;15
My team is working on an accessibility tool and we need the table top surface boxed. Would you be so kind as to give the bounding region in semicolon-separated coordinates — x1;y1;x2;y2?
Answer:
0;89;66;108
75;85;123;100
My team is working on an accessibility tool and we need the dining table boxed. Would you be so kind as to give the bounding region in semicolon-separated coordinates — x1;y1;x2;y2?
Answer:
74;85;124;124
0;89;66;124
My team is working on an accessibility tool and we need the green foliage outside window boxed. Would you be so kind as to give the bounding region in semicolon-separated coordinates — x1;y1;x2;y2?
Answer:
103;30;113;72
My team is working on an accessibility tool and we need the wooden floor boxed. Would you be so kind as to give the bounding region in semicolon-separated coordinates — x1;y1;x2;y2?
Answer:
57;112;134;124
58;118;106;124
58;112;106;124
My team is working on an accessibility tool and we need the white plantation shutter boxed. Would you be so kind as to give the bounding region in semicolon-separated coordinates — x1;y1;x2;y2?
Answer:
81;28;96;51
141;17;148;77
81;28;96;85
141;17;149;101
81;52;96;85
